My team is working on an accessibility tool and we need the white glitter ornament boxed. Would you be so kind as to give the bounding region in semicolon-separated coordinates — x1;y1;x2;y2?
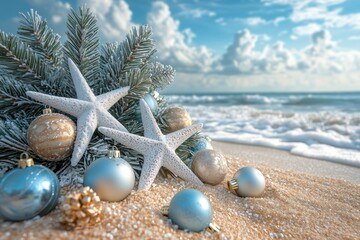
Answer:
26;59;129;166
99;99;204;191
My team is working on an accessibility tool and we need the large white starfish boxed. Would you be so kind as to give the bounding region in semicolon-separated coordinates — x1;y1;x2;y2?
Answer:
26;59;129;166
98;99;204;190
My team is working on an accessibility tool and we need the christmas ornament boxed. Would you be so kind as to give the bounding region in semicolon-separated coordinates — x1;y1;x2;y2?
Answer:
98;99;203;191
26;59;130;166
164;189;213;232
135;93;158;121
27;107;76;161
60;186;102;227
191;137;213;154
83;147;135;201
191;150;228;185
163;106;192;132
0;153;60;221
228;167;266;197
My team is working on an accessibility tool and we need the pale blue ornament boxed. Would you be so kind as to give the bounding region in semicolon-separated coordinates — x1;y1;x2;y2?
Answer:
168;189;212;232
135;93;158;121
83;148;135;201
191;137;213;155
228;167;266;197
0;153;60;221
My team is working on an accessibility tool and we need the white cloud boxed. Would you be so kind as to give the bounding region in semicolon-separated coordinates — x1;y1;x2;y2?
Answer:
262;0;360;30
349;36;360;41
293;23;322;36
220;28;360;75
147;1;215;72
246;17;267;26
178;6;216;18
274;17;286;26
27;0;71;25
80;0;134;41
215;18;226;26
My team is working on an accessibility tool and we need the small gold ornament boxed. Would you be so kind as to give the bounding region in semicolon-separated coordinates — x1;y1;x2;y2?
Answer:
163;107;192;132
60;187;103;227
27;108;76;161
191;150;228;185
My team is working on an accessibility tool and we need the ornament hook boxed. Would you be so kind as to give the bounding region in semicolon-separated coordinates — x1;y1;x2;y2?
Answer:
108;146;121;159
18;152;34;168
43;106;52;114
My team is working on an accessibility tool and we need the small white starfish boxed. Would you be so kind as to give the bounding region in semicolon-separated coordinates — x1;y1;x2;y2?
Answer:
26;59;129;166
98;99;204;190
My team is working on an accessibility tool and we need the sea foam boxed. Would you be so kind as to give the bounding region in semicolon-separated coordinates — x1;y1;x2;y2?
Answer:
166;93;360;167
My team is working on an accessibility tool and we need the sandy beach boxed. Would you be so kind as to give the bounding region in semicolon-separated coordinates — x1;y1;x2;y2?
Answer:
1;142;359;240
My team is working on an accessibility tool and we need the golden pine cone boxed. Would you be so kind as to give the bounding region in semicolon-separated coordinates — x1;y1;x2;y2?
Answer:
60;187;102;227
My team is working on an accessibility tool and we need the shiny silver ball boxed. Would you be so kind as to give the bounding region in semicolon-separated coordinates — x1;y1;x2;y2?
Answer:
83;157;135;201
0;165;60;221
168;189;212;232
228;167;265;197
191;150;227;185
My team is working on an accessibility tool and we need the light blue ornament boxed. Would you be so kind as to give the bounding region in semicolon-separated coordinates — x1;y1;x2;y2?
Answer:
191;137;213;155
168;189;212;232
228;167;266;197
135;93;158;121
83;147;135;201
0;153;60;221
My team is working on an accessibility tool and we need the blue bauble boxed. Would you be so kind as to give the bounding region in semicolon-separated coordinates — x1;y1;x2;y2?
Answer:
84;156;135;201
168;189;212;232
135;94;158;121
0;165;60;221
191;137;213;155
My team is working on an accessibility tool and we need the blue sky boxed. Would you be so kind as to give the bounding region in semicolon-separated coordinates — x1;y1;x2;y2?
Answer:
1;0;360;93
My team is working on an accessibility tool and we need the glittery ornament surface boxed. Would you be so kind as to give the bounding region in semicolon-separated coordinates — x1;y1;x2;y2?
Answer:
99;99;203;191
26;59;129;166
163;107;192;132
0;165;60;221
27;113;76;161
191;150;228;185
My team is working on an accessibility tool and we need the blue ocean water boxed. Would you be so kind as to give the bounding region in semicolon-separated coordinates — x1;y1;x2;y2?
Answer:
165;92;360;167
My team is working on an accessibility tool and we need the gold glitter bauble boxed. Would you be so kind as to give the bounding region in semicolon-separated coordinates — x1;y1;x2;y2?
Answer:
191;150;228;185
27;113;76;161
163;107;192;132
60;187;103;227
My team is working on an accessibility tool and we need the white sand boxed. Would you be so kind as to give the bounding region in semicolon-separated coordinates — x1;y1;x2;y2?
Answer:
1;142;360;239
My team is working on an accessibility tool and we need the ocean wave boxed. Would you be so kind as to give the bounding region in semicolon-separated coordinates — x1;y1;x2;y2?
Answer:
181;104;360;167
166;93;360;109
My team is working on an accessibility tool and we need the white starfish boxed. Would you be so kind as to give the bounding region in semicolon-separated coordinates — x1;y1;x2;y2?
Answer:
26;59;129;166
98;99;204;191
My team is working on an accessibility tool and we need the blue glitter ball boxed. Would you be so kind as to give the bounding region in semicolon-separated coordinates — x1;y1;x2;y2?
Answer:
83;156;135;201
0;165;60;221
168;189;212;232
135;94;158;121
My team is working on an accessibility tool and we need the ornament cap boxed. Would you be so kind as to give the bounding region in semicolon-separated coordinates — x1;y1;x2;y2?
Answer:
160;205;169;216
208;223;221;233
227;179;239;191
108;146;121;159
42;107;52;114
18;152;34;168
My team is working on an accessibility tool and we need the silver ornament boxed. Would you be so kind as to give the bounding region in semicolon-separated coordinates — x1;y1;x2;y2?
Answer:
83;148;135;201
0;153;60;221
228;167;266;197
168;189;212;232
191;150;227;185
